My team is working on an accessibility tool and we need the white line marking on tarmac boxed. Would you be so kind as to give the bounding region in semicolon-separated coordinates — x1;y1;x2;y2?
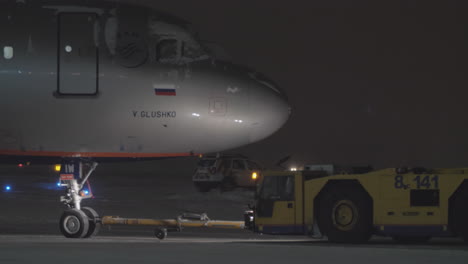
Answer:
0;235;319;244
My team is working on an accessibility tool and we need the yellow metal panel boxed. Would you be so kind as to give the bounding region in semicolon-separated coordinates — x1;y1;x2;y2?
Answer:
256;201;295;226
357;170;467;226
295;168;467;228
303;177;328;226
305;168;468;227
259;168;468;233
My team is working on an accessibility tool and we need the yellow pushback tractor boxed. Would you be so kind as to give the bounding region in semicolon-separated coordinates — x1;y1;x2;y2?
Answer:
248;167;468;243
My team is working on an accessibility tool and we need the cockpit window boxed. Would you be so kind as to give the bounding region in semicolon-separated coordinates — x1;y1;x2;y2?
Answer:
155;38;208;64
156;39;178;62
149;16;209;64
182;41;206;60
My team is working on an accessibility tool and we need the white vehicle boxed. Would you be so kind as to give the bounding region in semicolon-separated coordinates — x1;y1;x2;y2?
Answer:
0;0;290;238
193;155;262;192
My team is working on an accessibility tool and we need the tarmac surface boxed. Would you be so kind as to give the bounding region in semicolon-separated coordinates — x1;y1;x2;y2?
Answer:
1;235;467;264
0;160;467;264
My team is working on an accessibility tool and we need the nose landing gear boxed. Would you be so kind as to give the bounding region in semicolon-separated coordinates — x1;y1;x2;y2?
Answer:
58;161;101;238
56;161;245;239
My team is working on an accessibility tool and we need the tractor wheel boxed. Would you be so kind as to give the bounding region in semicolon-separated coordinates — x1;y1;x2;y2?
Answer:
453;187;468;243
317;183;373;243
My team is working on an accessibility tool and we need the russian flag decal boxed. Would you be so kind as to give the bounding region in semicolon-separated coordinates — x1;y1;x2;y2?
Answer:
153;83;177;96
155;88;176;96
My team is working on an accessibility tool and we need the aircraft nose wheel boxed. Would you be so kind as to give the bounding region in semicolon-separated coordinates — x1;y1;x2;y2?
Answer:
60;209;90;238
58;161;100;238
81;207;101;238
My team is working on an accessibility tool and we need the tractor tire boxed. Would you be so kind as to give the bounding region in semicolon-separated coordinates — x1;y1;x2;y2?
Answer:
453;186;468;243
317;182;373;243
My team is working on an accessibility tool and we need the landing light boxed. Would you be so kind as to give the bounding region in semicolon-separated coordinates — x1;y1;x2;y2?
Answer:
290;167;297;171
55;164;61;172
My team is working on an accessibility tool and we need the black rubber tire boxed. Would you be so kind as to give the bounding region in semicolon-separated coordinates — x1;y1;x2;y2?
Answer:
453;187;468;243
81;207;101;238
392;236;431;244
317;183;373;243
59;209;90;238
154;227;167;240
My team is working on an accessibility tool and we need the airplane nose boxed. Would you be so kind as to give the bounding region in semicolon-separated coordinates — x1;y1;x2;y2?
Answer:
249;84;291;143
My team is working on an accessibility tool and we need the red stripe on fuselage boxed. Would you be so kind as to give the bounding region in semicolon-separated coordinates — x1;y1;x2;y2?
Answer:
155;91;176;96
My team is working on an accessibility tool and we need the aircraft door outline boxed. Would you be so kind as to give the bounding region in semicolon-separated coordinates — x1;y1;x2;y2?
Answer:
57;12;99;96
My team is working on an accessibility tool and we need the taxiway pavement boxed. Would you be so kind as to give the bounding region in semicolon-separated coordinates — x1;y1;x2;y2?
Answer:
0;235;467;264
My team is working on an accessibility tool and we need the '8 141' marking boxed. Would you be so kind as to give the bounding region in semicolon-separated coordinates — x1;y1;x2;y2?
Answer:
394;175;439;190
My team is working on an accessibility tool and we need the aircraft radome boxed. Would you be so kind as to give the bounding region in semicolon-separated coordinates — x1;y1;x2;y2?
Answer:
0;0;290;238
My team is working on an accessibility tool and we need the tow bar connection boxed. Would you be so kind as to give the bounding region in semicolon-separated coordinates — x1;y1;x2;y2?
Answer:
100;213;246;239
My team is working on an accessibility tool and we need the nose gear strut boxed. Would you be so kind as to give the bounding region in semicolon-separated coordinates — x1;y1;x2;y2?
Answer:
59;160;100;238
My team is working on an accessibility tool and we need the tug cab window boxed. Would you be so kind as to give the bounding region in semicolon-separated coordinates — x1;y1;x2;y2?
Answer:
156;39;178;62
232;160;246;170
259;175;295;201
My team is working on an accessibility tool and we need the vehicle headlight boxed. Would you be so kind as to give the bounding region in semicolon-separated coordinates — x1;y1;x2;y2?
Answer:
252;172;258;180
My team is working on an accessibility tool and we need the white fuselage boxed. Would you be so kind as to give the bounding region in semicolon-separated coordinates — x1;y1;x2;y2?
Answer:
0;1;290;161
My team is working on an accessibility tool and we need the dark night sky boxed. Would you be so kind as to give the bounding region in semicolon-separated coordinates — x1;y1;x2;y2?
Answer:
130;1;468;169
